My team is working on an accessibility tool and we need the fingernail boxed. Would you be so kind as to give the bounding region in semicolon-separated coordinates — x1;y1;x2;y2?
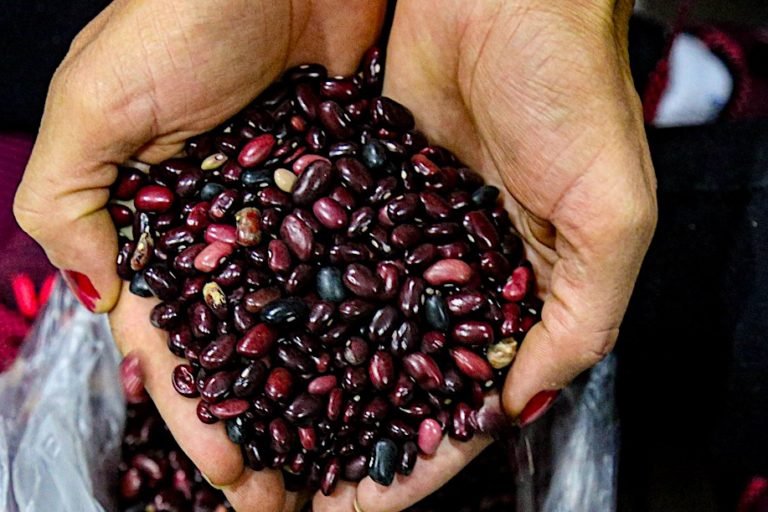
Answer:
201;472;225;490
61;270;100;312
519;390;559;427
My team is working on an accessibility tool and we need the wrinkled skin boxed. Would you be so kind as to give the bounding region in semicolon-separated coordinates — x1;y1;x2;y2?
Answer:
14;1;656;511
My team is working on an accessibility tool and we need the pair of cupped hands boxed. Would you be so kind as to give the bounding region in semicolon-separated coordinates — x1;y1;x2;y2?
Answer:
14;0;656;510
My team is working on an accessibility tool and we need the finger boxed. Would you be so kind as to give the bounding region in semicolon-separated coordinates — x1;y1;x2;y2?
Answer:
218;468;287;512
109;286;245;486
355;435;492;512
503;155;657;420
312;480;357;512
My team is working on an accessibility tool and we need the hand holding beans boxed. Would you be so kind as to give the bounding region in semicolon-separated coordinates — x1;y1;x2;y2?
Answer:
380;0;657;469
15;0;656;511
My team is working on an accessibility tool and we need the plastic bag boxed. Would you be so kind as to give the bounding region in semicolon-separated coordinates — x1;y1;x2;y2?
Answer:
0;281;124;512
0;280;617;511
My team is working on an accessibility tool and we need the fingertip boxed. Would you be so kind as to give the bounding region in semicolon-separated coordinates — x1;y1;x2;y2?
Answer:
220;468;287;512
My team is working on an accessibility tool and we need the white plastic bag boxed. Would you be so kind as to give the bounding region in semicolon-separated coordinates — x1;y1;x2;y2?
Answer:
0;281;124;512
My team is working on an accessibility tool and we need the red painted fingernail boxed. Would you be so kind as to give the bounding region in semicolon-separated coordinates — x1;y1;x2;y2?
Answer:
61;270;100;312
519;390;559;427
120;353;149;404
38;273;57;305
12;273;39;319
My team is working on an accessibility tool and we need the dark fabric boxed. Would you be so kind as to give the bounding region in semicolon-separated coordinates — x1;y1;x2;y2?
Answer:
618;120;768;512
0;0;110;131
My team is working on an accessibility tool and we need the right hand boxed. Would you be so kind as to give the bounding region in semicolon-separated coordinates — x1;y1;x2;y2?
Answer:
14;0;386;510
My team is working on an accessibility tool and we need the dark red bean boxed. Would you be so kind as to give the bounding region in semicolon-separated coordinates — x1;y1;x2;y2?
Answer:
369;351;395;390
320;457;341;496
371;97;414;130
450;347;494;382
342;263;382;299
196;400;218;424
368;305;399;343
402;352;444;391
200;334;236;370
463;211;500;250
386;193;420;223
243;287;281;314
405;243;438;270
437;241;470;259
342;399;362;425
298;425;318;451
294;83;320;119
233;361;267;398
446;291;486;316
265;367;294;403
238;134;275;167
277;345;313;374
336;158;373;195
135;185;175;214
150;301;182;329
388;373;415;407
213;259;244;288
312;197;347;230
200;370;237;403
112;167;146;200
450;402;475;441
398;277;425;318
410;154;440;178
237;323;277;358
360;396;390;425
268;417;294;454
143;264;179;300
284;393;323;425
452;320;495;345
318;101;355;139
343;337;370;366
209;189;239;220
387;419;416;442
320;77;359;101
173;243;205;275
208;398;250;419
308;375;337;395
369;176;399;204
185;201;210;233
390;224;423;249
108;203;134;228
342;366;368;393
390;320;420;356
280;213;314;261
267;239;292;274
421;331;446;355
360;46;383;89
425;222;461;242
188;301;215;338
336;299;375;325
502;265;533;302
326;387;343;421
292;159;334;206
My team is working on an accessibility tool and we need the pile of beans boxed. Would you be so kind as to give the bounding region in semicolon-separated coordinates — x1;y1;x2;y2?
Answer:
110;46;540;495
119;399;233;512
118;396;516;512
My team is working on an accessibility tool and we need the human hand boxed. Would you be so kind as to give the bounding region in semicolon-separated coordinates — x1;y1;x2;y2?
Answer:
14;0;386;510
380;0;656;484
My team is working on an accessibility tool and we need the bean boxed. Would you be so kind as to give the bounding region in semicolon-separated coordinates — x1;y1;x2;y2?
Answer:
277;345;314;374
260;297;308;326
402;352;444;391
144;264;179;300
312;197;347;230
368;305;399;343
268;417;294;454
336;158;373;194
233;361;268;398
423;259;474;286
446;291;486;316
292;159;334;206
342;263;382;299
237;323;277;358
450;402;475;441
389;372;415;407
502;265;533;302
284;393;323;426
265;367;294;403
471;185;500;207
135;185;174;213
193;241;234;273
209;398;250;419
318;100;355;139
424;295;450;330
463;211;500;250
320;457;342;496
450;347;494;382
386;193;420;223
452;320;495;345
196;401;218;424
200;334;236;370
371;97;414;130
369;351;395;390
369;438;398;486
280;214;314;261
398;277;425;318
390;320;420;356
417;418;442;455
316;266;347;302
398;441;419;476
200;370;237;403
390;224;422;249
238;134;275;167
307;301;335;333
